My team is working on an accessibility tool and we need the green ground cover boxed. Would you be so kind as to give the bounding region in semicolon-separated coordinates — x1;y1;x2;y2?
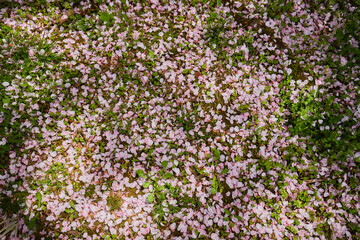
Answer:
0;0;359;239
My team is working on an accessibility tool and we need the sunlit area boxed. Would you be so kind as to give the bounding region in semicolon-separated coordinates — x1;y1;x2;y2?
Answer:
0;0;359;239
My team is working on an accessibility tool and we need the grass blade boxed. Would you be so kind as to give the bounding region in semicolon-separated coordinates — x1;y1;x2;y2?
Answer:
0;221;17;238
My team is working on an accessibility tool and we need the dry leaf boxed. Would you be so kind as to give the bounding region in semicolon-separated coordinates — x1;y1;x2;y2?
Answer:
195;71;202;78
26;14;34;20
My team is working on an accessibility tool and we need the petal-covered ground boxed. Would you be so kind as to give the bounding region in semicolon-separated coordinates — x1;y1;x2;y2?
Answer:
0;0;359;239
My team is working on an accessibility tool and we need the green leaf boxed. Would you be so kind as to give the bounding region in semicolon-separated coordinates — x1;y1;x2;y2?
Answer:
224;209;231;215
161;161;168;168
336;29;344;42
149;51;154;59
164;172;173;179
217;0;221;7
70;200;75;209
281;21;286;28
147;194;155;203
211;187;217;195
292;16;299;23
65;209;74;213
136;169;145;177
280;189;288;199
28;214;38;230
36;192;42;205
212;177;218;187
210;12;218;19
143;182;151;188
2;98;10;104
285;2;292;11
213;148;220;159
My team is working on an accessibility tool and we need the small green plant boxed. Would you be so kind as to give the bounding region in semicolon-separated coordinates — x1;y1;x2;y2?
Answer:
85;185;96;198
64;200;79;222
204;12;228;48
149;72;163;86
315;222;332;239
210;175;219;195
107;195;122;212
99;11;115;27
29;163;69;196
175;108;199;132
347;221;360;236
139;166;200;226
267;0;296;20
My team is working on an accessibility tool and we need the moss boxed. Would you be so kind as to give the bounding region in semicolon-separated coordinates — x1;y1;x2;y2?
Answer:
85;185;96;198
